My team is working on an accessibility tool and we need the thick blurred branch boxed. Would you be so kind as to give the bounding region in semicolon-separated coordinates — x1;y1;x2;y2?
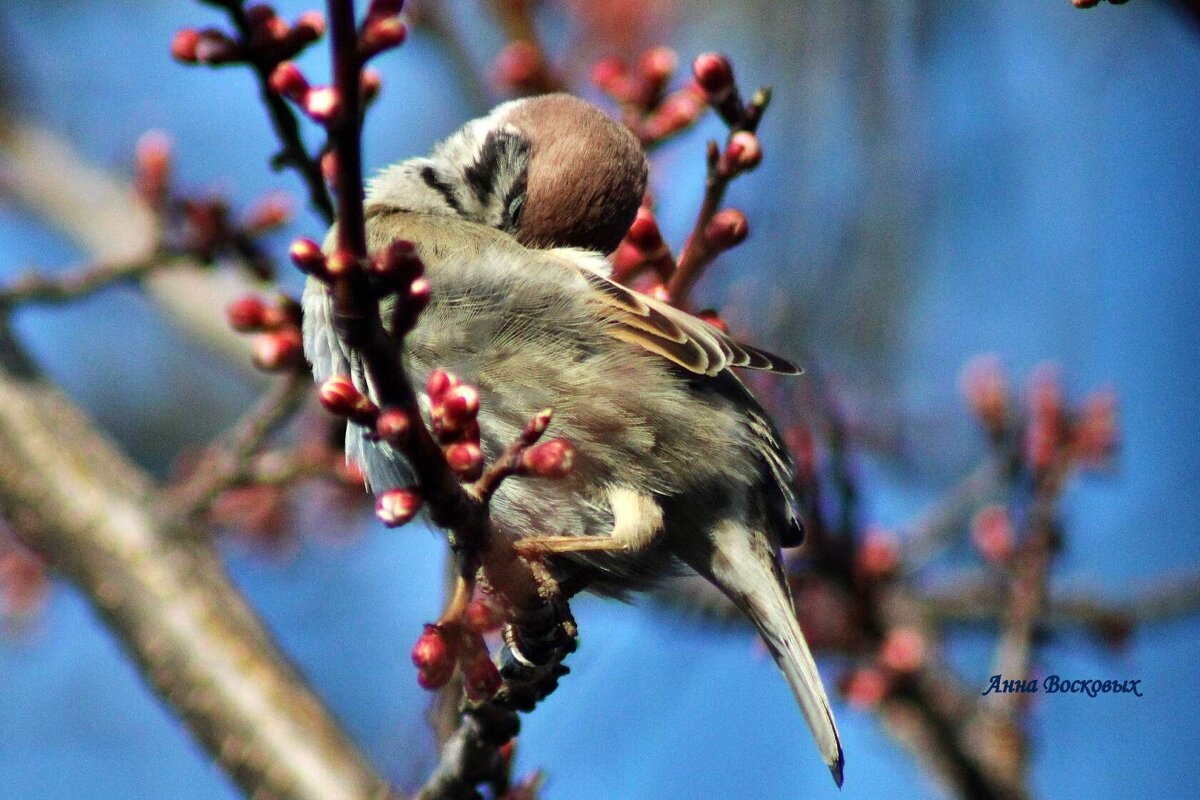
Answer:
0;318;397;800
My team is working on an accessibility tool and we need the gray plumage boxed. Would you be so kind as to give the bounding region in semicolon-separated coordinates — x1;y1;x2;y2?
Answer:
302;93;845;786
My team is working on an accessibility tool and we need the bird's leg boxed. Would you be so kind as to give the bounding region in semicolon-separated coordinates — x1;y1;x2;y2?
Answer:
514;487;663;557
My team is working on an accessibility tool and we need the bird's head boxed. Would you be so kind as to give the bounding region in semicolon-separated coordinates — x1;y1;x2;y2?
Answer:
366;93;648;254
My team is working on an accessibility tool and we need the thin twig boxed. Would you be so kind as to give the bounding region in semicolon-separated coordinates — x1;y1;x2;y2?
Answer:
0;252;180;308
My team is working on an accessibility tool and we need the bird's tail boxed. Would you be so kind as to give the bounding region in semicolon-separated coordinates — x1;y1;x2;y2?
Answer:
681;520;845;787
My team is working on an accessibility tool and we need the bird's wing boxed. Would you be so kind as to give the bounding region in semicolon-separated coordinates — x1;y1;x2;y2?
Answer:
547;249;800;377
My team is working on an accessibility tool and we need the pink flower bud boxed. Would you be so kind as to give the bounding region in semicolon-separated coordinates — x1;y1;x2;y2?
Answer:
367;0;405;18
295;10;326;39
856;528;900;579
371;240;423;281
325;249;356;277
626;206;664;252
289;238;328;277
643;86;706;141
134;130;172;205
522;408;554;442
880;627;926;673
1073;390;1118;466
591;58;629;95
194;29;244;65
725;131;762;171
252;328;303;372
243;191;292;232
841;666;890;709
171;28;201;63
638;46;677;88
704;208;748;251
972;505;1014;564
425;370;461;402
464;597;505;634
320;151;339;185
268;61;310;100
360;68;383;105
376;487;422;527
359;16;407;59
226;295;269;332
494;40;545;91
441;385;481;426
692;52;735;97
375;409;411;446
319;376;377;422
412;623;457;690
302;86;341;123
960;355;1009;433
521;438;575;478
445;442;484;481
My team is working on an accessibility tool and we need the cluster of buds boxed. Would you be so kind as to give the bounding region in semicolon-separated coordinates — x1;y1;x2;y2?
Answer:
316;374;425;527
134;131;289;281
173;5;326;67
839;626;930;709
611;204;748;299
410;609;504;700
424;370;486;482
593;47;707;146
1023;365;1119;474
226;293;305;372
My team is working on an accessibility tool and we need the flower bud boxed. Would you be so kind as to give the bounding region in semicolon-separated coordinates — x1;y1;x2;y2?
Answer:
1073;390;1118;466
704;208;749;251
725;131;762;172
960;355;1009;433
642;87;705;141
243;191;292;232
375;409;411;446
252;328;304;372
692;52;735;97
302;86;341;124
880;627;927;673
464;597;505;634
412;623;457;690
376;487;422;527
268;61;310;100
972;505;1014;564
855;527;900;579
494;40;545;92
441;385;481;427
591;58;629;96
194;29;244;65
522;408;554;442
171;28;201;62
359;16;407;60
445;441;484;481
367;0;405;19
461;647;502;701
226;295;270;332
841;667;889;709
638;46;677;89
295;10;326;39
325;249;356;277
134;130;172;205
425;370;461;402
319;376;378;423
371;239;423;282
360;68;382;105
289;238;328;278
520;438;575;478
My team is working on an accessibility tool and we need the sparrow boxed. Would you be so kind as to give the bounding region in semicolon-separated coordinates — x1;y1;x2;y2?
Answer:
302;92;845;785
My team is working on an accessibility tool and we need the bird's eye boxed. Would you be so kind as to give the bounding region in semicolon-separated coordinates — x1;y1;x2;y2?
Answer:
505;191;525;230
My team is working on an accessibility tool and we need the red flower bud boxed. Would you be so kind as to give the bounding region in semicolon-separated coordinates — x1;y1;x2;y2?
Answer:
841;666;890;709
626;206;665;252
171;28;201;63
1073;390;1118;467
521;438;575;478
412;623;457;690
243;191;292;232
638;46;677;88
494;40;545;92
704;208;749;251
359;16;407;60
591;58;629;95
360;69;382;105
376;487;422;527
960;355;1009;433
425;370;461;402
320;151;339;185
375;409;411;446
134;130;172;205
643;87;706;141
325;249;356;277
972;505;1014;564
194;29;244;65
856;527;900;579
441;385;481;426
522;408;554;442
252;328;303;372
226;295;269;332
371;240;423;282
464;597;505;634
289;238;328;278
319;376;378;423
692;52;735;97
880;627;927;673
445;441;484;481
268;61;310;100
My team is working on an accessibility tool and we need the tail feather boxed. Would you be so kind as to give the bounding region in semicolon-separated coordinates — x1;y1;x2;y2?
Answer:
683;520;845;787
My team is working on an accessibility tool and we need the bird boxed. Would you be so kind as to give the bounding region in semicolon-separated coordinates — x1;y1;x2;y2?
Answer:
302;92;845;786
